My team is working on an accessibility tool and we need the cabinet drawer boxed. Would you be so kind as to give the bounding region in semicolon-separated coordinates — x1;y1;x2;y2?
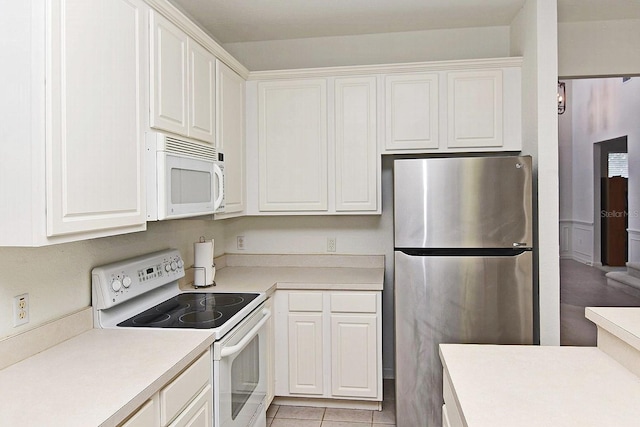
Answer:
119;398;158;427
289;292;323;311
330;292;377;313
168;384;212;427
160;350;211;426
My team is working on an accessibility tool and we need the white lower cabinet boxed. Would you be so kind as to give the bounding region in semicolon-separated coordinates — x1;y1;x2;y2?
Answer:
274;290;382;402
442;368;464;427
121;398;160;427
119;349;212;427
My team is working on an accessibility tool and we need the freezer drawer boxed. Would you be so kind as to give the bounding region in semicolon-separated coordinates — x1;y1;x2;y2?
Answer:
394;156;532;249
394;250;533;427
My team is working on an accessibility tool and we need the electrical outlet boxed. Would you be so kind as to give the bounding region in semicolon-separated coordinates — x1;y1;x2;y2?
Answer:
237;236;245;250
327;237;336;252
13;293;29;327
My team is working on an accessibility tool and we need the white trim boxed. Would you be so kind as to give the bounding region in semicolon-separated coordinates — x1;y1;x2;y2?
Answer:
629;230;640;263
247;57;523;81
144;0;249;79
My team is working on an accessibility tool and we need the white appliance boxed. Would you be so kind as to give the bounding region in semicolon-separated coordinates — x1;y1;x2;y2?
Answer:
92;249;268;427
146;132;225;220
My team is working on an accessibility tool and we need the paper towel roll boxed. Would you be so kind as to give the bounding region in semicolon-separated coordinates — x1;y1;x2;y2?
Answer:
194;238;215;287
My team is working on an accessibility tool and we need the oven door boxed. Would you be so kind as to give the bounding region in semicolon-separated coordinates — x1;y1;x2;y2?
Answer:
214;303;270;427
158;153;223;219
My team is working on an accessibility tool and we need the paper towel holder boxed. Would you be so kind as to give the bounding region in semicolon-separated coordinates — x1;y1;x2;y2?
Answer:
193;265;216;288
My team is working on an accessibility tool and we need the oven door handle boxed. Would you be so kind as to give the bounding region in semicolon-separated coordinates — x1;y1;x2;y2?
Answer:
220;308;271;358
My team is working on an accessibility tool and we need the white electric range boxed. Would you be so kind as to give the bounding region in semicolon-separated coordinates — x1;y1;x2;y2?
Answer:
92;249;269;427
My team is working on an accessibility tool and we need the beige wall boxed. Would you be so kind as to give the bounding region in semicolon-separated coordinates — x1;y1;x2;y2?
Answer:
559;19;640;78
0;220;225;339
224;26;511;71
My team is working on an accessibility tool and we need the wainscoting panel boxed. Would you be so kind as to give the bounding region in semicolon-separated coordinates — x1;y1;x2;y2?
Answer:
559;220;572;259
572;221;594;265
629;229;640;264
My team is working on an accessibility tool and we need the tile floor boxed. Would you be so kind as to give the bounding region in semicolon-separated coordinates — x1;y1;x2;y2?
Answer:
560;259;640;346
266;380;396;427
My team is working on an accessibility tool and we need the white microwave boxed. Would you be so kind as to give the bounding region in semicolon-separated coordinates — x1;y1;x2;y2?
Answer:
146;132;225;220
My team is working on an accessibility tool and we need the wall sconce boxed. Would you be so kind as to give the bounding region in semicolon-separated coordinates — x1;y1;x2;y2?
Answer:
558;81;566;115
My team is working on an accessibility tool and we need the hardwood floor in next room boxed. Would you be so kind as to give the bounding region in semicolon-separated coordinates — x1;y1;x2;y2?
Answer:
267;380;396;427
561;259;640;346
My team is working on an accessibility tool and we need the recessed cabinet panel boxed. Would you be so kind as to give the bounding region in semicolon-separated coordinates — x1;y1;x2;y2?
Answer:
331;315;377;398
335;77;377;211
258;80;328;211
120;398;159;427
188;41;215;144
47;0;146;236
150;12;188;136
288;313;324;395
447;70;503;148
215;60;245;214
385;73;439;150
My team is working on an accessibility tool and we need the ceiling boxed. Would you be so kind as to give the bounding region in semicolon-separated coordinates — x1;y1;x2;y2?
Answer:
168;0;640;44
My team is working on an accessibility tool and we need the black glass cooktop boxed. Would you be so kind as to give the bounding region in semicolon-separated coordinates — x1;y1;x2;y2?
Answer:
117;292;259;329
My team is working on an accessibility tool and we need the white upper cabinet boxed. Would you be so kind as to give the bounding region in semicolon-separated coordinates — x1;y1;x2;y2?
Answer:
335;77;378;212
215;60;245;216
47;0;147;237
380;59;522;154
257;79;328;211
188;40;216;143
385;73;439;150
447;69;503;149
150;11;215;144
0;0;148;246
150;11;188;136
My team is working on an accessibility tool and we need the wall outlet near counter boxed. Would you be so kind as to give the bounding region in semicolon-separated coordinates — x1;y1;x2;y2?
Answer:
13;293;29;327
327;237;336;252
237;236;245;250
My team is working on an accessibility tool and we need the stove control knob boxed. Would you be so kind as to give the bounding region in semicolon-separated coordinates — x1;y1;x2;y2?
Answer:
164;264;171;272
171;261;177;271
111;279;122;292
122;276;132;288
177;259;184;269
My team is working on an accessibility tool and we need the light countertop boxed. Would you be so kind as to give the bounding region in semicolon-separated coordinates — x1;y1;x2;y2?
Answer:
0;328;215;427
440;344;640;427
179;254;385;294
182;265;384;294
586;306;640;352
0;253;385;427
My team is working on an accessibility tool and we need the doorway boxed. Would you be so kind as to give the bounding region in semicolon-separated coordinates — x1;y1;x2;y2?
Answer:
595;137;628;267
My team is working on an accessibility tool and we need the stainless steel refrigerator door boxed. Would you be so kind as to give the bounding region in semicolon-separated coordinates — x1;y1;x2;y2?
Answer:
394;250;533;427
394;156;533;249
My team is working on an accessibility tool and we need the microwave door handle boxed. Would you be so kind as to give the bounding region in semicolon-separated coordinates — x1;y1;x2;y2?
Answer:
213;163;224;210
220;308;271;358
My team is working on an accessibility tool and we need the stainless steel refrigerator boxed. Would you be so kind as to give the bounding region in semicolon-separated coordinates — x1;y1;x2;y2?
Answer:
394;156;534;427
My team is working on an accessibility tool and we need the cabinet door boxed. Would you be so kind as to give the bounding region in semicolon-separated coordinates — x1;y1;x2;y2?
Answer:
150;11;188;136
447;69;503;148
119;398;159;427
188;40;215;144
335;77;377;212
167;385;212;427
47;0;147;236
288;312;324;395
216;60;245;214
330;314;377;398
258;80;328;211
385;73;439;150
